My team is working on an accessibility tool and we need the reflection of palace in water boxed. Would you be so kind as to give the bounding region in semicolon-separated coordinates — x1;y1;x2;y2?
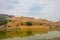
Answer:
6;26;49;37
0;26;50;40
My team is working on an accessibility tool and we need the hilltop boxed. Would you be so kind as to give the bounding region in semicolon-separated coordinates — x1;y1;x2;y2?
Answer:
0;14;14;20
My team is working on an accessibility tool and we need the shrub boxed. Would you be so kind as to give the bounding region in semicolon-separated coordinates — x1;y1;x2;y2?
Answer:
26;22;32;26
0;20;13;25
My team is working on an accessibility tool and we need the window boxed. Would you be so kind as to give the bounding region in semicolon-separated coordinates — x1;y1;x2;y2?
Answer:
8;26;11;27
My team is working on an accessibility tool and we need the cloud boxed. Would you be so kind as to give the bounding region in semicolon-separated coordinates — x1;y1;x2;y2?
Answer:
0;0;20;11
0;0;60;21
29;4;43;12
6;0;20;4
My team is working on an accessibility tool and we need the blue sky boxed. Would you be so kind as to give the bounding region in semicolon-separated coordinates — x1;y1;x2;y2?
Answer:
0;0;60;21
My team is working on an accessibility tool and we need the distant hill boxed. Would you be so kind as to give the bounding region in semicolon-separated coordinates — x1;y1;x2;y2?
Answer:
0;14;14;20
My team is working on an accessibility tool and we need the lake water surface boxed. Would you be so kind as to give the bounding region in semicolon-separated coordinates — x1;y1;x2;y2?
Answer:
1;31;60;40
0;26;60;40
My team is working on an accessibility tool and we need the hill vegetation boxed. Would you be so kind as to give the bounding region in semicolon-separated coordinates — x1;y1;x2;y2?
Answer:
0;14;14;25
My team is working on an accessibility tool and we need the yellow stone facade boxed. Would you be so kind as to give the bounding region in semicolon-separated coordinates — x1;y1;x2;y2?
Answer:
7;22;20;28
7;17;49;30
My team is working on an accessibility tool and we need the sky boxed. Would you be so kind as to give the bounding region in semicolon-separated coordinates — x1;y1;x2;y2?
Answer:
0;0;60;21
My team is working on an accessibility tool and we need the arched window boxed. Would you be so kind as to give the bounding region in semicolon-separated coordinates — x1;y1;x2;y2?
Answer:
8;26;11;27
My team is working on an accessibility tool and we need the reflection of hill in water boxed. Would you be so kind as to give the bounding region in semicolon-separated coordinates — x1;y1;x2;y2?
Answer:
1;31;60;40
0;31;6;40
0;27;48;39
7;28;49;37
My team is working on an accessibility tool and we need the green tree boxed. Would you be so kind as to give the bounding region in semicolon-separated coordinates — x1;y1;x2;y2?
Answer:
0;20;10;25
26;22;32;26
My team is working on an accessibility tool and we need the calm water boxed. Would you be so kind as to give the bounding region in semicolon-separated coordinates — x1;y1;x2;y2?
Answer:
0;28;60;40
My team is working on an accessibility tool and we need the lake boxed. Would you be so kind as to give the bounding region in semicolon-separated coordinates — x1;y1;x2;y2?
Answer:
0;26;60;40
